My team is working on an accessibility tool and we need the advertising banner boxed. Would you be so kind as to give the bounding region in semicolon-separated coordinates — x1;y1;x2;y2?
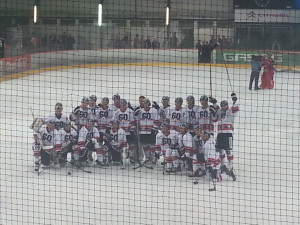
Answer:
1;55;31;76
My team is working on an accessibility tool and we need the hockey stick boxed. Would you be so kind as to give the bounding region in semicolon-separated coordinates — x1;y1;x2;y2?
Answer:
220;47;234;93
209;63;213;97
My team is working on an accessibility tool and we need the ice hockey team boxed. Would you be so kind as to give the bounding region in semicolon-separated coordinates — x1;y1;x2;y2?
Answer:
30;93;239;187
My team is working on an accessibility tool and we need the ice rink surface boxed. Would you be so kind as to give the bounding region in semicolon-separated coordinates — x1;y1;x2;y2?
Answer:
0;64;299;225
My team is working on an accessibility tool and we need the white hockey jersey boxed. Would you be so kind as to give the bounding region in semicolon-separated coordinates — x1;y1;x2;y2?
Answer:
193;135;204;154
77;126;100;148
169;108;186;131
184;105;200;132
178;132;194;155
214;105;239;134
96;106;114;133
70;106;91;127
154;130;179;154
44;113;69;130
38;125;61;151
107;128;127;149
198;106;215;132
89;105;99;122
113;108;136;135
203;137;219;163
58;127;78;149
136;108;160;134
159;105;172;123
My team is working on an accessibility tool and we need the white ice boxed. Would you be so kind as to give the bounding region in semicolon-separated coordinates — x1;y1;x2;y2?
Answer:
0;65;299;225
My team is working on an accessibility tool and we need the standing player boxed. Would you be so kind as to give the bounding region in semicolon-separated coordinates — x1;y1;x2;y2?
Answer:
70;97;91;130
184;96;200;136
74;119;106;167
198;95;216;134
88;95;99;122
214;94;239;180
154;123;181;173
111;94;121;111
58;121;78;167
135;98;160;164
104;120;128;169
169;97;186;131
113;99;137;162
96;97;114;141
32;120;61;171
44;102;69;130
152;96;172;123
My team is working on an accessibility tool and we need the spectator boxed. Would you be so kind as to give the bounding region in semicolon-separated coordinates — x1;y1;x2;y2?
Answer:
199;42;219;63
140;35;145;49
30;34;38;49
221;35;229;49
195;40;202;63
0;34;6;58
144;36;152;48
114;35;121;48
170;32;178;48
152;37;160;49
209;35;217;45
133;34;141;48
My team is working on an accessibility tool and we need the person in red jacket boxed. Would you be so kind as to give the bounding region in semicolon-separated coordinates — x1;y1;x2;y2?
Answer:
260;53;275;89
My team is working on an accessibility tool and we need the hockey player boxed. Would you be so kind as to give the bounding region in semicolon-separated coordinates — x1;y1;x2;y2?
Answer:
152;96;172;123
113;99;137;162
44;102;69;130
198;95;216;133
135;98;160;164
154;123;181;173
260;53;275;89
111;94;121;111
184;96;200;135
70;97;91;130
202;131;227;191
213;94;239;181
188;125;206;177
58;121;78;167
74;119;106;167
96;97;114;141
89;95;99;122
32;120;62;171
169;97;186;131
104;120;128;168
178;123;194;172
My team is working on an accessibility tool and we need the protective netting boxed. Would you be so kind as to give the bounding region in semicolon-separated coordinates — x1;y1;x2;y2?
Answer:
0;1;299;225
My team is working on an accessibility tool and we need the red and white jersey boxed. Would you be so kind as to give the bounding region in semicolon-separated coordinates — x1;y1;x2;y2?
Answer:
38;125;61;151
169;108;186;131
198;106;215;132
203;137;219;163
214;105;239;134
77;126;100;148
193;135;204;154
70;106;91;127
95;106;114;133
184;105;200;132
136;108;160;134
159;105;172;123
154;130;179;155
58;127;78;149
178;132;194;155
44;113;69;130
89;105;99;122
107;128;127;149
113;108;136;135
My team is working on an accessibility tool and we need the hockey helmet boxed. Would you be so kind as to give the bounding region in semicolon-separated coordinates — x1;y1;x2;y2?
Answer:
186;96;195;101
120;99;127;105
102;97;109;102
175;97;183;104
202;131;210;137
220;100;228;107
64;120;71;126
55;102;63;110
112;94;120;100
81;97;90;103
160;122;170;128
143;98;151;106
194;125;202;131
200;95;208;102
161;96;170;101
89;95;97;102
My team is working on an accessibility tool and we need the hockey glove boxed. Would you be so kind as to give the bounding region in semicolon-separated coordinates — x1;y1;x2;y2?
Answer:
209;97;217;104
154;152;160;160
152;101;160;110
151;128;158;136
231;93;237;104
134;108;141;116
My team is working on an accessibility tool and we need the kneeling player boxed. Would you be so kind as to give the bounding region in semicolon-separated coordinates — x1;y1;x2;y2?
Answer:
202;131;227;191
105;120;128;168
58;121;78;167
74;119;106;167
154;123;181;173
32;120;61;171
178;123;194;172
